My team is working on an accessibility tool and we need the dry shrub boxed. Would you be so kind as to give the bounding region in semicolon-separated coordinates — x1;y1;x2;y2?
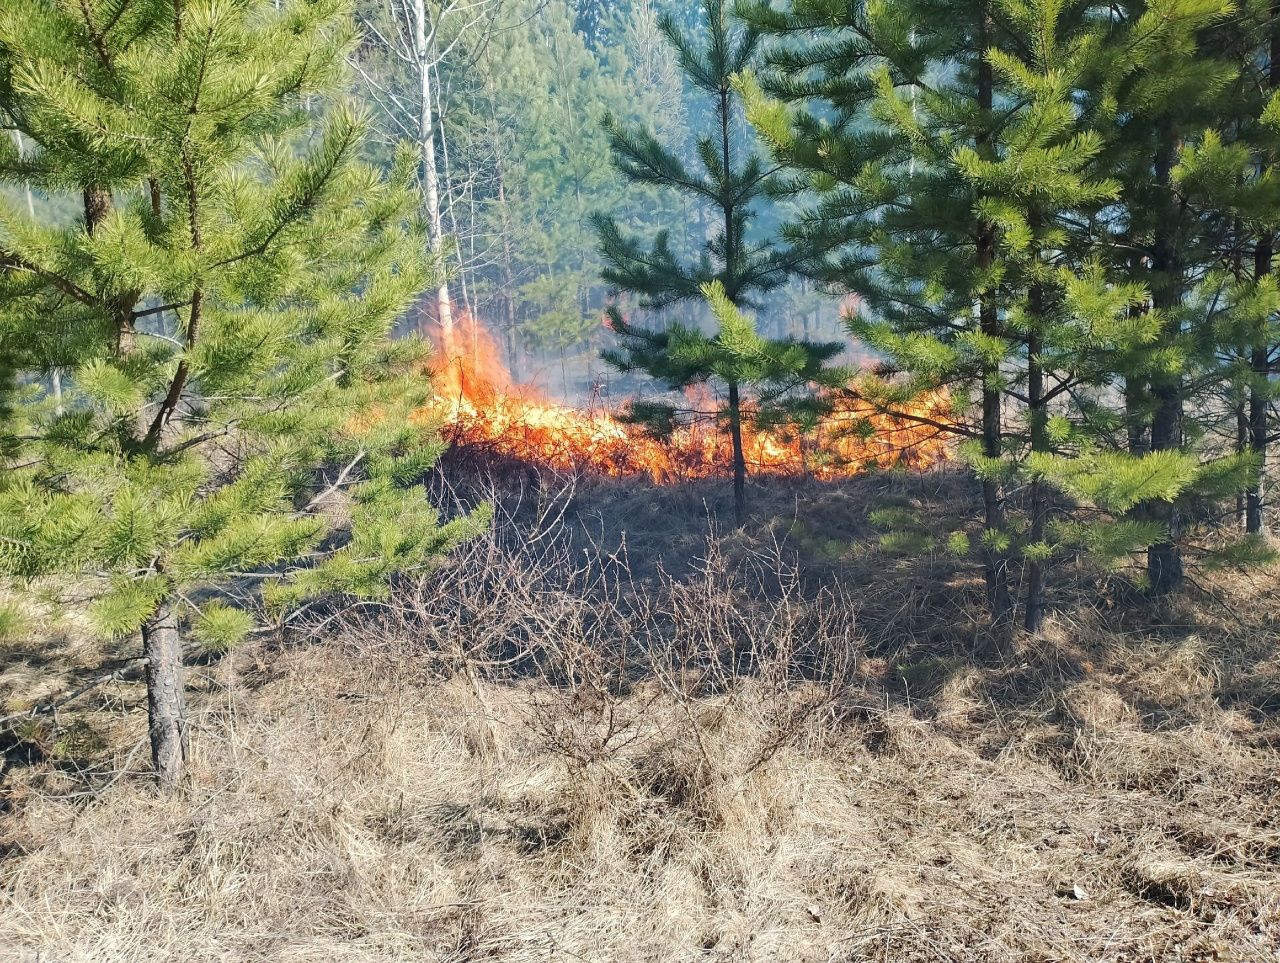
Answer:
2;475;1279;962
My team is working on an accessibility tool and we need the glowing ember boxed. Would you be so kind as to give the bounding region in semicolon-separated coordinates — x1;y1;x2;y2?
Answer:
416;312;952;481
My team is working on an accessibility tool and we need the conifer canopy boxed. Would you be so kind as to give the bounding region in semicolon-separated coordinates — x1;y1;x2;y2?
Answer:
0;0;482;786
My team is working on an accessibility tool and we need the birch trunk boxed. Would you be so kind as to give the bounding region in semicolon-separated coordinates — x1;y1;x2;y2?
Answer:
412;0;454;349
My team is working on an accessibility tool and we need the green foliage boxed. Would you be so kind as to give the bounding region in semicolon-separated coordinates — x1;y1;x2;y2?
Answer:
868;500;942;556
87;575;170;639
743;0;1277;613
519;273;599;352
878;530;935;555
593;0;784;311
0;0;474;650
1050;518;1168;570
1201;534;1279;571
1029;450;1203;515
191;601;255;654
946;531;971;557
0;600;27;644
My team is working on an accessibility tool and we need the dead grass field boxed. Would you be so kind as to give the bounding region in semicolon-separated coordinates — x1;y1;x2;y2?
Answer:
2;470;1278;962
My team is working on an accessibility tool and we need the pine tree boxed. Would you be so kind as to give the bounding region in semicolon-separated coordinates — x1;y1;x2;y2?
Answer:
1248;1;1280;538
0;0;481;790
606;279;846;511
742;0;1029;634
1034;0;1274;595
951;0;1156;632
592;0;843;524
1094;0;1244;593
1180;1;1280;538
743;0;1264;632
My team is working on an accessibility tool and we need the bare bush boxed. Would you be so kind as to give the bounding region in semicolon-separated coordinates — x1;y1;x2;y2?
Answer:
321;480;864;807
339;478;853;682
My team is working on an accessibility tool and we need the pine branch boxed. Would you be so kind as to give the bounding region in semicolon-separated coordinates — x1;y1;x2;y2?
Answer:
0;250;100;308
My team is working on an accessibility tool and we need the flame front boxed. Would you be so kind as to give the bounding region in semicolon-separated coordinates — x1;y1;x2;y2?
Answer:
417;313;952;481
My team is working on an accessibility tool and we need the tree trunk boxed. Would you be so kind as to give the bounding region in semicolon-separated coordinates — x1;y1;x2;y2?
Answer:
82;184;139;358
728;379;747;527
1146;118;1184;595
1123;254;1152;457
83;184;111;234
412;0;453;349
1123;362;1162;589
718;71;747;528
1229;222;1249;529
1248;234;1272;535
980;381;1013;630
1146;397;1185;594
1248;7;1279;536
975;1;1013;637
487;79;521;381
437;67;474;332
1024;294;1048;634
1124;376;1150;456
143;600;187;793
1236;385;1249;528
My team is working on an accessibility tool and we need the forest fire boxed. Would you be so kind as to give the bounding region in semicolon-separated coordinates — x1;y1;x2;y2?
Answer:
417;314;953;482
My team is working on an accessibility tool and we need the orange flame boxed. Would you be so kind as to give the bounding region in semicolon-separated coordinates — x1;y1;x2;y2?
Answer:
416;311;952;482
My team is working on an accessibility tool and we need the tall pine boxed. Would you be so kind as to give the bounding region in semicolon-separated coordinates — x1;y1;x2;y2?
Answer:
1180;1;1280;538
742;0;1028;635
592;0;842;524
743;0;1262;632
1099;0;1241;592
0;0;480;790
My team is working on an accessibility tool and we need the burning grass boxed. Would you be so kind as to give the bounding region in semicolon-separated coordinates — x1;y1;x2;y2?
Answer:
2;472;1278;962
416;314;953;481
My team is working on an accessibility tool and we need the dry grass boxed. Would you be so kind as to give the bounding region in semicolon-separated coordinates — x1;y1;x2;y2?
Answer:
2;470;1278;962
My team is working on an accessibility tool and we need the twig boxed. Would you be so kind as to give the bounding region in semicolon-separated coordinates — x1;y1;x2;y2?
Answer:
0;659;149;736
0;641;206;739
